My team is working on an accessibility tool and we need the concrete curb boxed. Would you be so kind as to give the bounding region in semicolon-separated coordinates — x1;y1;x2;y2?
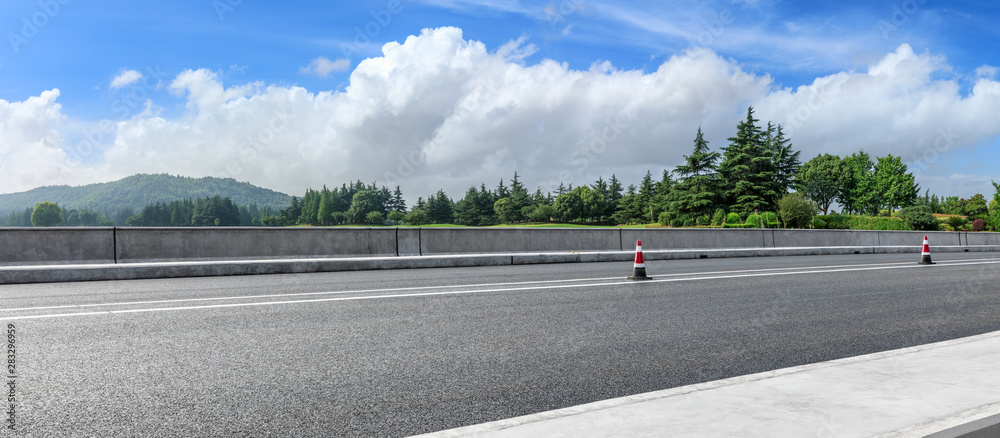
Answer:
2;245;999;285
409;330;1000;438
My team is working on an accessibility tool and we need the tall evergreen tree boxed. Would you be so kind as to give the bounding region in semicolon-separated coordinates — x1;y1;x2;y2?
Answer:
454;186;481;225
389;186;407;213
426;190;454;224
653;169;674;218
613;184;639;224
765;123;801;200
509;172;531;222
476;184;497;225
668;127;720;223
607;174;623;219
637;171;657;223
718;107;781;216
318;187;335;225
495;179;509;199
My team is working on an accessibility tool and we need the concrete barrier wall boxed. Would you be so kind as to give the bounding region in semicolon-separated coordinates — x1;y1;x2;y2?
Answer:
115;227;398;262
417;228;622;255
967;232;1000;246
877;230;961;247
622;228;766;249
0;227;116;265
2;227;999;266
772;229;881;248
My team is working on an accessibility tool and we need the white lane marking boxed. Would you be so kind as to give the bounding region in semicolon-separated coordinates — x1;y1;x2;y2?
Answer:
4;259;1000;321
0;275;625;312
6;257;985;313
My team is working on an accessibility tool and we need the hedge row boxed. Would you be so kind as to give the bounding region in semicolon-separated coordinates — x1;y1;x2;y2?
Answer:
813;215;909;231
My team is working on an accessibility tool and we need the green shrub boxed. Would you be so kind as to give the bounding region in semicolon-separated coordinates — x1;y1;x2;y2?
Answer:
712;209;726;227
898;206;939;231
725;212;742;225
812;218;828;229
778;193;816;228
823;214;851;229
945;216;968;231
658;212;671;227
682;217;695;227
879;209;891;217
745;213;761;228
761;212;779;228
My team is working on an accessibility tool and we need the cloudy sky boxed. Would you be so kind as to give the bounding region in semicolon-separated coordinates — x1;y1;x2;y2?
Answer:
2;0;999;202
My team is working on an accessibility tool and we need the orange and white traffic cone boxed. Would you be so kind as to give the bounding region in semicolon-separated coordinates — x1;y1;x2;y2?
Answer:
918;235;935;265
627;240;652;280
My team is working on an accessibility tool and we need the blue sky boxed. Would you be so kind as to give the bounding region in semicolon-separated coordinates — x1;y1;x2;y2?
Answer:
1;0;999;202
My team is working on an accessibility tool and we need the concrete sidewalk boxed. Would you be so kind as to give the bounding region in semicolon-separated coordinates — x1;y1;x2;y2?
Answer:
412;331;1000;438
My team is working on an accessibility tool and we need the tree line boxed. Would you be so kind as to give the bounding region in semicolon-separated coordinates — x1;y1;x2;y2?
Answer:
8;196;279;227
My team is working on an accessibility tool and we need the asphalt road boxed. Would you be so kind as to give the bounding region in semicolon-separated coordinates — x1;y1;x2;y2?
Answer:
1;252;999;437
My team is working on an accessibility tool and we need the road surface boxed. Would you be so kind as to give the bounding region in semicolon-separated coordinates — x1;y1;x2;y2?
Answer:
1;252;999;437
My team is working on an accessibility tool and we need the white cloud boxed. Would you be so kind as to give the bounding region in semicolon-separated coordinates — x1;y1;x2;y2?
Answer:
3;28;1000;201
755;43;1000;178
110;69;143;90
975;65;998;79
299;56;351;78
0;90;93;194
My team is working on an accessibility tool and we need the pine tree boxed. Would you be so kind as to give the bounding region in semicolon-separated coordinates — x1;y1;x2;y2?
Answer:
592;177;611;222
718;107;781;216
318;187;334;225
389;186;406;213
766;123;801;201
426;190;454;224
637;171;656;223
668;127;720;223
454;186;480;225
613;184;638;224
607;174;623;219
654;169;674;217
495;179;509;199
477;184;497;225
509;172;531;222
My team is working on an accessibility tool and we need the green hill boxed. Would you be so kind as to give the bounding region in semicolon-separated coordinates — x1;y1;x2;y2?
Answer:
0;174;293;215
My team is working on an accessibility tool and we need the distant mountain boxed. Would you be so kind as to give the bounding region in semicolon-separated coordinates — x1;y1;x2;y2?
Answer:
0;174;293;215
